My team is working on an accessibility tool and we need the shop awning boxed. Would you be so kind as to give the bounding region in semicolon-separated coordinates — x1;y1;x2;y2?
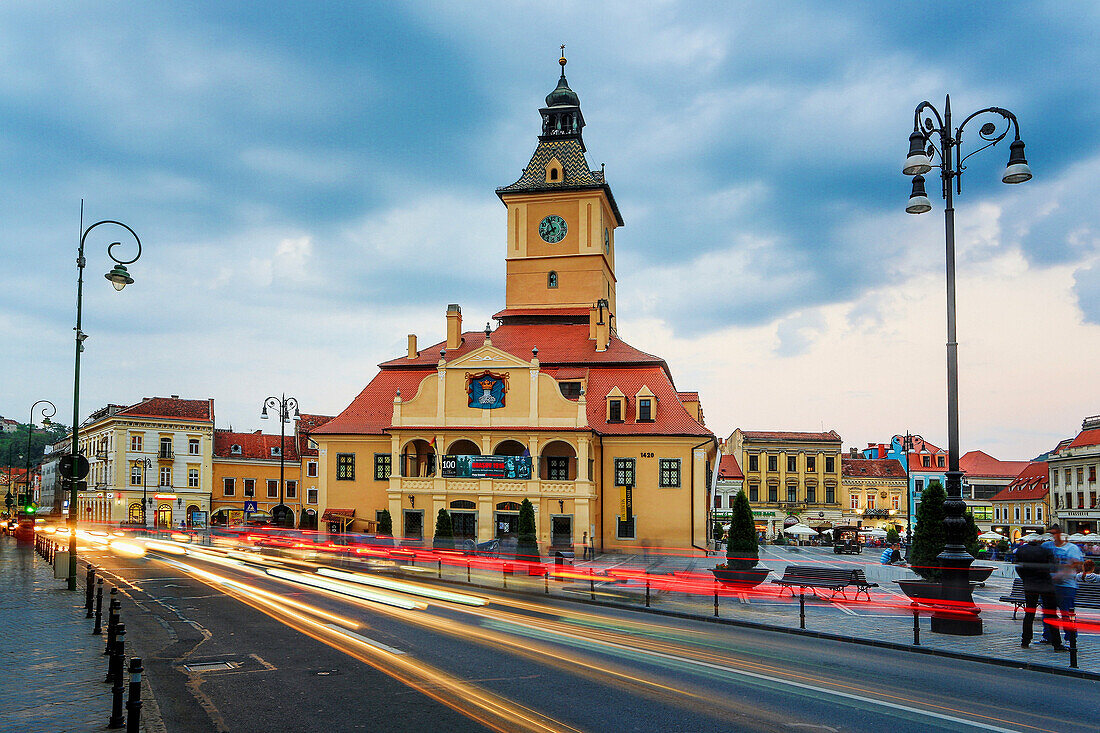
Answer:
321;508;355;528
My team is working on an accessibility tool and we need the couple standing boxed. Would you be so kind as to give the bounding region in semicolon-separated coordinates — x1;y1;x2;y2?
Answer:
1015;523;1084;650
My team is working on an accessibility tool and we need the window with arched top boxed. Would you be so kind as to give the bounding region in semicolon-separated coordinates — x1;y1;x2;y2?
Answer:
548;271;558;288
549;168;559;180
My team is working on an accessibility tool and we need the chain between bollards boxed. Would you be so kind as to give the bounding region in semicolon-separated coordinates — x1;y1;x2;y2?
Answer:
108;623;126;727
93;579;104;635
126;657;143;733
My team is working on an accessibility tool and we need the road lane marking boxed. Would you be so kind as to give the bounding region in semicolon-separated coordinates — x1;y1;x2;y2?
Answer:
324;624;406;655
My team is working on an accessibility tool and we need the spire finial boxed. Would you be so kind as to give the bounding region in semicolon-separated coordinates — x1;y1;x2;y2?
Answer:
559;44;567;73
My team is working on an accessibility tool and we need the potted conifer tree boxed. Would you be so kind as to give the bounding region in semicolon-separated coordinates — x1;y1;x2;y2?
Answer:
433;508;454;550
711;491;770;587
515;498;540;566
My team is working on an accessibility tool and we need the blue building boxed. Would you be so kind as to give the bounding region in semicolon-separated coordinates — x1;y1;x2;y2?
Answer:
862;435;948;533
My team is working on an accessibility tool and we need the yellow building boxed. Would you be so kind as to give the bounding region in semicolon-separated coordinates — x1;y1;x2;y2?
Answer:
211;430;303;526
73;397;214;527
840;457;907;533
990;461;1050;541
724;429;843;538
312;56;716;554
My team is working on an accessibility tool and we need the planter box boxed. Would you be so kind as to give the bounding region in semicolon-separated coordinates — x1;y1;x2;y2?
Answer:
711;566;771;588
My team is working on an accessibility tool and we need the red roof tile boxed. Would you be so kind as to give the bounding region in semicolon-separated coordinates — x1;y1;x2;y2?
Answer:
740;430;842;443
492;307;591;319
213;430;299;462
313;370;430;435
115;397;213;422
1066;428;1100;450
842;458;906;478
677;392;700;401
718;454;743;479
959;450;1030;479
584;366;711;436
990;461;1049;501
296;414;334;456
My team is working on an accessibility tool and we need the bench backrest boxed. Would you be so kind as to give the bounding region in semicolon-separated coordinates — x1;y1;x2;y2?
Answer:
1077;581;1100;607
780;565;856;583
851;569;871;584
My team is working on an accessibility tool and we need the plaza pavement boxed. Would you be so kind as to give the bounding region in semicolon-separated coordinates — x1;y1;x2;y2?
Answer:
0;535;125;732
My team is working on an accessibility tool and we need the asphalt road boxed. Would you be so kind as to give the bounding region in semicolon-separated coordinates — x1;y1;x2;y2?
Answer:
85;541;1094;733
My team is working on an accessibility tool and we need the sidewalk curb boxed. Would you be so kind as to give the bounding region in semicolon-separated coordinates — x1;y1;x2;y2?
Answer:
413;569;1100;682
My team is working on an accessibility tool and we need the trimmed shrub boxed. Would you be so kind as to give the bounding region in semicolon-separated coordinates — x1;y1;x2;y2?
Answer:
516;498;539;561
724;491;759;570
910;480;947;580
377;509;393;536
713;519;725;544
886;527;900;545
433;508;454;550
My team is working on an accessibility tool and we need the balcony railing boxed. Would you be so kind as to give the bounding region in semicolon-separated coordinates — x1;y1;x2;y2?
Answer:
158;446;174;460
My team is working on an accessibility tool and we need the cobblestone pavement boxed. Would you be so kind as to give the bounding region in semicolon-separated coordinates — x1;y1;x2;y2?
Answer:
0;536;116;733
413;546;1099;676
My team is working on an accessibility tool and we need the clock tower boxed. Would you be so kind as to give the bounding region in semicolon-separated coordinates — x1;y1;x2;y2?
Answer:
496;51;623;321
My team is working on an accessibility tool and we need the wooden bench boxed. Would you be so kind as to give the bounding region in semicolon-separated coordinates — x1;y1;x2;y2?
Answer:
772;565;878;601
1000;577;1100;619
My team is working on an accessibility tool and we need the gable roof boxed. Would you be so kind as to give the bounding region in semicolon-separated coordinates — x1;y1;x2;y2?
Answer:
115;397;213;423
740;430;842;443
842;458;907;479
718;454;743;480
213;430;299;462
296;414;333;457
990;461;1049;502
959;450;1030;479
1066;427;1100;451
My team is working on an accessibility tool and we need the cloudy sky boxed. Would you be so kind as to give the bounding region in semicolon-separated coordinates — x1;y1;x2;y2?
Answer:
2;1;1097;460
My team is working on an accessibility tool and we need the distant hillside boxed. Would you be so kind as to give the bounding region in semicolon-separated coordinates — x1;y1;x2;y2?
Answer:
0;422;71;468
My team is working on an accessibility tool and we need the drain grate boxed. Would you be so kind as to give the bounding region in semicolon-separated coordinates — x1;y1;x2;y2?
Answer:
183;661;237;673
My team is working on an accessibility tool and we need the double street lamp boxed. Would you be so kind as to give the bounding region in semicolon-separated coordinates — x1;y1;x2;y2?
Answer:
892;431;925;550
902;95;1032;635
261;394;300;528
23;400;57;515
66;213;143;591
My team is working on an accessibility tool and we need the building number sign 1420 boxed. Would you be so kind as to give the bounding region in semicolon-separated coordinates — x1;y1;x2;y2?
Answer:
640;452;654;458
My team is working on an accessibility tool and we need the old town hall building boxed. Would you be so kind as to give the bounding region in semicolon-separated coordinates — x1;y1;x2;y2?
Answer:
313;56;717;554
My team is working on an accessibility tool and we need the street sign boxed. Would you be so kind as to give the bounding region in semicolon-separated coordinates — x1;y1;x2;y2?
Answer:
59;454;90;481
243;500;258;513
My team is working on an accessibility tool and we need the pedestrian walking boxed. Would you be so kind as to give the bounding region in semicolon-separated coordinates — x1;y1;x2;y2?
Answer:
1014;535;1063;650
1041;524;1084;648
581;531;589;561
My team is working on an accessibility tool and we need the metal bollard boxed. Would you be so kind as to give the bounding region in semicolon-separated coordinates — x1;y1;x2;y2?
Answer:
126;657;143;733
108;624;126;727
545;569;549;594
86;565;96;617
1069;638;1078;669
913;609;921;645
93;580;104;635
799;590;806;629
645;578;651;608
106;593;120;655
502;565;507;589
437;559;442;579
590;571;595;601
714;582;719;618
466;560;471;583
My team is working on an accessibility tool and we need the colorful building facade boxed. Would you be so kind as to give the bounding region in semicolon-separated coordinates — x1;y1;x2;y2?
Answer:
840;457;907;533
1049;415;1100;535
990;461;1050;540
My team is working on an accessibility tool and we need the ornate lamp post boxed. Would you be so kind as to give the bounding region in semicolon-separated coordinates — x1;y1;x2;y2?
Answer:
261;394;300;528
892;431;924;550
23;400;57;515
902;96;1032;635
66;210;142;590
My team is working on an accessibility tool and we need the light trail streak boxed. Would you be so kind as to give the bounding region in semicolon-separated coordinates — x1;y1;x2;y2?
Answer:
264;567;425;611
316;568;488;607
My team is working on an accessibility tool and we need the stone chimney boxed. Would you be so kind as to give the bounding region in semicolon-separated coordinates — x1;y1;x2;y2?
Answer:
446;304;462;350
407;334;418;359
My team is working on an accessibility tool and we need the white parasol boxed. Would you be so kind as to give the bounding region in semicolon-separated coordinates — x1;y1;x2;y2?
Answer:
783;523;819;536
978;531;1006;541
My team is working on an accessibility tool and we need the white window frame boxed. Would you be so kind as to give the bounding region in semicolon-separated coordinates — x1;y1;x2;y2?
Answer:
267;479;279;498
130;435;143;452
188;438;200;455
130;465;142;486
307;461;318;478
285;480;297;499
223;477;235;497
306;487;318;505
187;468;199;488
160;466;172;487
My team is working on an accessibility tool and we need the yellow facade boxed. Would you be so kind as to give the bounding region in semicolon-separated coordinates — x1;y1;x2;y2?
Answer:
840;471;907;532
211;457;302;525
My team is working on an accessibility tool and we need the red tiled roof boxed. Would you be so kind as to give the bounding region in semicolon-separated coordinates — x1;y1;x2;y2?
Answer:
115;397;213;422
584;366;711;436
540;367;588;380
1066;428;1100;450
991;461;1049;501
718;454;743;479
842;458;906;478
296;414;334;456
213;430;299;461
741;430;842;443
492;307;591;319
677;392;700;401
959;450;1030;479
378;324;663;370
313;370;429;435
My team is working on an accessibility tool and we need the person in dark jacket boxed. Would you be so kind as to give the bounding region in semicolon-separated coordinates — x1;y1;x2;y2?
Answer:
1015;537;1064;650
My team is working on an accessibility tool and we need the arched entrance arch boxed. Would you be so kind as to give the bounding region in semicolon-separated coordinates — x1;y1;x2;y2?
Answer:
186;505;201;527
540;439;577;480
155;504;172;528
299;508;317;530
447;439;481;456
401;439;436;477
493;439;526;456
127;502;144;525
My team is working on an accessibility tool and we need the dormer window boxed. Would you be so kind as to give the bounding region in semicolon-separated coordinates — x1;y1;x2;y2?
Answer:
545;157;564;184
558;381;582;400
609;399;623;422
548;271;558;288
271;447;281;457
230;444;242;455
638;398;652;422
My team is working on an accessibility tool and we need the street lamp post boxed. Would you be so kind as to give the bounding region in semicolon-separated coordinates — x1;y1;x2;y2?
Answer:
902;95;1032;635
66;210;142;590
261;394;300;529
892;431;924;551
24;400;57;516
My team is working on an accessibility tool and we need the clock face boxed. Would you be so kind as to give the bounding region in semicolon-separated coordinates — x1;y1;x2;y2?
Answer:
538;214;567;243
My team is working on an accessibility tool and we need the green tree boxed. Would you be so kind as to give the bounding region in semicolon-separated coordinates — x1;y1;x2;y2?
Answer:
910;480;947;580
963;510;980;557
886;527;900;545
712;519;725;544
515;498;539;561
377;509;393;536
724;491;759;570
433;508;454;550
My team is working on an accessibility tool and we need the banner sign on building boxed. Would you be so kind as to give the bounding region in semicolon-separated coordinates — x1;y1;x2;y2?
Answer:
619;485;633;521
465;371;509;409
441;454;531;480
